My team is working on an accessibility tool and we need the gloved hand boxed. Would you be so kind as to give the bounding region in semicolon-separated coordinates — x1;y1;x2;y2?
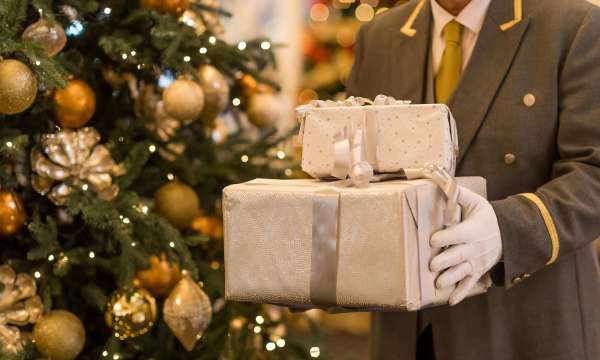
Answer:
429;186;503;306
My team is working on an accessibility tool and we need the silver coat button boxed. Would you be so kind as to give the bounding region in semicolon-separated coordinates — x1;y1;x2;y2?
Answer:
504;153;516;165
523;93;536;107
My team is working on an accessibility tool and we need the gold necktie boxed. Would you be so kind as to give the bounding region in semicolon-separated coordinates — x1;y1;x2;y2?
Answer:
435;20;463;104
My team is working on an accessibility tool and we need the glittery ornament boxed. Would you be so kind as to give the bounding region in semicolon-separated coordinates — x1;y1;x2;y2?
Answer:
30;127;126;205
53;79;96;129
134;254;182;298
197;65;229;122
191;215;222;238
163;79;205;123
22;18;67;57
246;93;281;128
154;181;199;229
105;287;157;340
164;277;212;351
0;265;44;355
180;0;225;36
0;190;26;237
33;310;84;360
0;59;38;115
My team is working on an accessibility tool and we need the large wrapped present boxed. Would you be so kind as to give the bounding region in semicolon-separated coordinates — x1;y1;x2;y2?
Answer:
297;96;458;179
223;177;488;311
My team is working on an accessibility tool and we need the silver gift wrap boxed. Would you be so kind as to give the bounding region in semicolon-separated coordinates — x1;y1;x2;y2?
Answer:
223;177;487;311
297;98;459;179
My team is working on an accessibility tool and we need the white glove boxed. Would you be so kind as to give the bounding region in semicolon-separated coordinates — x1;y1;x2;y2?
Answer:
429;186;503;306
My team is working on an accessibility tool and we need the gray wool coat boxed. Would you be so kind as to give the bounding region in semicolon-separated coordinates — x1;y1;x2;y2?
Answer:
345;0;600;359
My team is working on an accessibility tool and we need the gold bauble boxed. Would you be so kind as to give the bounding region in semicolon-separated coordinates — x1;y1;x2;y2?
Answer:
0;190;26;237
197;65;229;122
161;0;190;14
33;310;85;360
164;277;212;351
53;79;96;129
0;59;38;115
246;93;281;129
134;254;182;298
239;74;258;97
22;18;67;57
154;181;199;229
191;215;223;238
163;79;205;123
105;287;157;340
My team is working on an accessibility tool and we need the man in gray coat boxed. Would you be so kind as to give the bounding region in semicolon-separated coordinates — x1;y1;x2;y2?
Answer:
346;0;600;359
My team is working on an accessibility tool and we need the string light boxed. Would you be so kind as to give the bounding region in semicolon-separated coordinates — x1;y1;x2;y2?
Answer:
35;60;41;66
65;20;84;37
48;254;55;261
167;173;175;181
148;144;157;153
82;184;89;191
102;350;108;357
261;41;271;50
209;36;217;45
276;338;286;348
113;354;120;360
310;346;321;358
276;151;286;160
121;53;128;60
130;242;136;247
122;217;131;224
266;342;276;351
34;271;41;279
199;47;208;54
237;41;247;51
232;98;241;106
103;7;112;15
253;325;261;333
89;251;96;259
169;241;175;248
141;205;149;214
241;155;249;163
130;50;136;56
5;141;13;148
255;315;265;324
284;168;293;177
183;55;191;62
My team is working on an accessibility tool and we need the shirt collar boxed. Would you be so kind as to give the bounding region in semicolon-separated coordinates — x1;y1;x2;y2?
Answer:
430;0;491;37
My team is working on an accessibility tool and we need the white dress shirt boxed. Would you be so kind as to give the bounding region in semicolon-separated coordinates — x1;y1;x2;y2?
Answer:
430;0;492;74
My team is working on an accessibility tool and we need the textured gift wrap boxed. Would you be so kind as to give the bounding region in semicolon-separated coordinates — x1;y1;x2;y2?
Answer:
223;177;487;311
299;103;458;179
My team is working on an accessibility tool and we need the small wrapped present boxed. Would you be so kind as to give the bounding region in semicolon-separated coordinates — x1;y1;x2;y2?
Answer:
223;176;488;311
296;95;458;179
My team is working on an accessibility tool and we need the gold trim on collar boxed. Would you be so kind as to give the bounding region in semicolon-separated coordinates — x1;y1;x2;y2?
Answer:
400;0;426;37
518;193;560;265
500;0;523;31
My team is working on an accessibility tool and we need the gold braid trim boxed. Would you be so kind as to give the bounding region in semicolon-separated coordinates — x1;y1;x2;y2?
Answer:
500;0;523;31
400;0;426;37
518;193;560;265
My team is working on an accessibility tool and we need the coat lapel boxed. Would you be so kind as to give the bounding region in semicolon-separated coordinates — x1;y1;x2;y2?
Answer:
449;0;530;163
389;0;432;103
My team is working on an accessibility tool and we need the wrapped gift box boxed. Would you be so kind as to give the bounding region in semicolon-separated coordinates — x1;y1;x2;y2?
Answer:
298;101;458;179
223;177;487;311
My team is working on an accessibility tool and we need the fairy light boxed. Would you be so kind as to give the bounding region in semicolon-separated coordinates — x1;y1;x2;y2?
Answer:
102;350;108;357
103;7;112;15
232;98;241;106
35;60;41;66
310;346;321;358
261;41;271;50
255;315;265;324
276;338;286;348
169;241;175;248
122;217;131;224
253;325;261;334
65;20;84;37
121;53;128;60
137;64;143;70
276;150;286;160
5;141;13;148
284;168;293;177
199;47;208;54
266;342;276;351
113;354;120;360
89;251;96;259
82;184;89;191
209;36;217;45
241;155;249;163
34;271;41;279
130;50;136;56
148;144;157;153
167;173;175;181
141;205;149;214
130;242;137;247
237;41;247;51
47;254;55;261
183;55;191;62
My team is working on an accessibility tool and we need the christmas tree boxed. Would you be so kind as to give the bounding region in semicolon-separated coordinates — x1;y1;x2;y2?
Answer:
0;0;311;358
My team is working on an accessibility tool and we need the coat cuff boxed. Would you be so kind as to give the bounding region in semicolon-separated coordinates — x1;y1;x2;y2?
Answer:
491;195;556;289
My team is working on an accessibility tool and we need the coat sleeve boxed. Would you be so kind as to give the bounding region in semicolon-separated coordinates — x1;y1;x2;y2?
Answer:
491;6;600;289
345;24;367;97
